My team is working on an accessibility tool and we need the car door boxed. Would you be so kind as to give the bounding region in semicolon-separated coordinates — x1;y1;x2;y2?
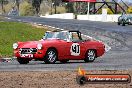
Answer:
69;41;86;60
64;32;86;60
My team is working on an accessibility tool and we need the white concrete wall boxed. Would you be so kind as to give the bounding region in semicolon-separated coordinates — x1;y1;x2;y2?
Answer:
41;13;121;22
107;15;120;22
77;14;121;22
40;13;74;19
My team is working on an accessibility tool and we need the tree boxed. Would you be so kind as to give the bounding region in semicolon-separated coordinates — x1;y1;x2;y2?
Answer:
65;2;74;13
127;6;132;13
52;0;62;14
15;0;20;11
0;0;5;14
20;1;35;16
32;0;42;15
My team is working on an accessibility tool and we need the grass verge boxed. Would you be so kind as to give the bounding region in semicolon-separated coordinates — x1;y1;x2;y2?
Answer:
0;22;47;57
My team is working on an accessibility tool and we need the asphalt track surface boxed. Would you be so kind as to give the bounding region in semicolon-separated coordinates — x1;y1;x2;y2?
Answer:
0;16;132;71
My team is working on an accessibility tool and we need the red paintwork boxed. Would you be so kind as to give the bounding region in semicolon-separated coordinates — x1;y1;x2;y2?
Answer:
14;39;105;61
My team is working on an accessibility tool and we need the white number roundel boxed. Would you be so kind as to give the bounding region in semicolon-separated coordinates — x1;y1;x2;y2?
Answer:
70;43;80;56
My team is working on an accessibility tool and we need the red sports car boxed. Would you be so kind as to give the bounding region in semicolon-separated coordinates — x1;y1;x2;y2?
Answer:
13;30;105;64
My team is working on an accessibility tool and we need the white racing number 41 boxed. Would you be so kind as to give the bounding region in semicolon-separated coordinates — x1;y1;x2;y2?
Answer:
70;43;80;56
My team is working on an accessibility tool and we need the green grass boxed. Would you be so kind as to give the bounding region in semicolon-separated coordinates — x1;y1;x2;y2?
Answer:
0;22;47;57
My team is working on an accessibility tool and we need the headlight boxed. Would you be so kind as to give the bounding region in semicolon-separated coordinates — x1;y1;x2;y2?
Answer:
13;43;18;49
37;43;42;50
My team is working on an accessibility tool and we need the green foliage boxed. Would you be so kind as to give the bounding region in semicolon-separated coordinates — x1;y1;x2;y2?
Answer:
50;6;66;14
0;0;5;14
127;6;132;14
107;8;114;14
20;1;35;16
0;0;8;4
97;9;102;14
65;3;74;13
97;8;114;14
4;3;13;13
0;22;47;57
56;6;66;14
32;0;42;14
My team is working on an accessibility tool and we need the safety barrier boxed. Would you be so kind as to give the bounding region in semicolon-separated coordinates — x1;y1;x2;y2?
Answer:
41;13;121;22
77;14;121;22
40;13;74;19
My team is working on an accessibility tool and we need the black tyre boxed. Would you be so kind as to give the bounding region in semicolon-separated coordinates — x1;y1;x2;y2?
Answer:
122;23;125;26
44;49;57;64
76;76;86;85
121;21;125;26
60;60;69;63
84;50;96;62
17;58;29;64
117;22;120;25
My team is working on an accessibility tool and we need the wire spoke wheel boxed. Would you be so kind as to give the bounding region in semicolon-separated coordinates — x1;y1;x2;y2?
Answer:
44;49;57;64
84;50;96;62
48;51;56;63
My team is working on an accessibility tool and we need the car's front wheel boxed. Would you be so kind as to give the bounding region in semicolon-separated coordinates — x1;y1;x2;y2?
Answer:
84;50;96;62
17;58;29;64
44;49;57;64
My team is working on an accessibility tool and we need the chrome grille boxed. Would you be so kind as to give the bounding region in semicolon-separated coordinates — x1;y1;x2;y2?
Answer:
19;48;37;54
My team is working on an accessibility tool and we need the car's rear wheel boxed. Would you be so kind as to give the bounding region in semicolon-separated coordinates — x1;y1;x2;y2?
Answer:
117;22;120;25
17;58;29;64
84;50;96;62
60;60;69;63
44;49;57;64
122;21;125;26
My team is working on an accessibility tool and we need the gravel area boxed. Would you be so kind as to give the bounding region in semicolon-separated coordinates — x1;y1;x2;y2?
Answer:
0;70;132;88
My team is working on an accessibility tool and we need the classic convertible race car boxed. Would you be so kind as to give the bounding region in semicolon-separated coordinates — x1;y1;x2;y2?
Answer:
118;14;132;26
13;30;105;64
